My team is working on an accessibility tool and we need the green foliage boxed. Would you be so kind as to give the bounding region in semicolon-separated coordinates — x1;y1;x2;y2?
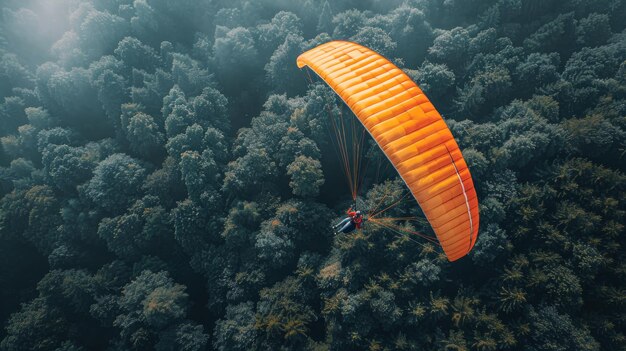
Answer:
126;112;165;160
0;185;61;254
85;153;147;214
428;27;470;70
406;61;455;101
317;2;333;34
98;196;173;258
286;155;324;197
528;306;600;351
575;13;611;47
514;53;560;97
256;11;303;59
213;26;258;93
115;270;190;348
255;276;317;349
172;199;215;255
155;322;209;351
37;269;97;315
332;9;367;39
213;302;257;351
0;1;624;350
1;297;67;351
42;145;97;192
351;27;397;57
265;34;306;95
223;147;277;195
524;12;577;56
115;37;161;72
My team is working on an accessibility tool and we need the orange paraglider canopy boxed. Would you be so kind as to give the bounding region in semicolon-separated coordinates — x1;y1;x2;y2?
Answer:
297;40;479;261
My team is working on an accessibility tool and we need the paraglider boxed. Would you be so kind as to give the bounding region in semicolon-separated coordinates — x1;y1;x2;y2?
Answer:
333;207;366;234
297;41;479;261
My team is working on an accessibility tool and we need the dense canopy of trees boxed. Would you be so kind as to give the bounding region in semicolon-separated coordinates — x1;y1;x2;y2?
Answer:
0;0;625;350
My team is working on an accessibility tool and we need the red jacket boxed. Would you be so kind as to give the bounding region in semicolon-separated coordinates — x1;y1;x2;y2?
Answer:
347;209;363;229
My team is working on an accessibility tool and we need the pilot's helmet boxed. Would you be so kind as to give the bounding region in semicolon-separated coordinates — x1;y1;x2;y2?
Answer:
355;210;362;216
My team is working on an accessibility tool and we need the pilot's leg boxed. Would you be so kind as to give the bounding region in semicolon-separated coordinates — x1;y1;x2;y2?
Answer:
339;221;355;234
334;217;350;229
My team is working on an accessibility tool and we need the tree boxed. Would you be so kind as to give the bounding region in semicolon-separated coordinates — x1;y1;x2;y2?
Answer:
383;4;433;65
456;66;513;117
0;185;61;254
514;52;560;97
255;277;317;349
469;28;498;56
37;63;111;138
36;128;79;153
541;264;583;309
166;124;205;160
0;54;34;99
98;196;173;258
84;153;147;214
286;155;324;197
36;269;97;315
78;9;129;59
405;61;455;102
265;34;306;95
170;53;211;96
277;128;320;168
0;2;625;350
93;55;131;114
222;148;277;196
575;13;611;48
163;85;194;138
256;11;303;59
255;218;296;269
471;223;508;265
221;201;262;249
523;12;576;58
51;31;88;68
213;302;257;351
114;36;161;72
191;87;230;133
428;27;471;70
115;270;190;348
42;144;97;192
528;306;600;351
142;156;186;207
317;1;333;33
179;150;220;206
54;341;85;351
25;107;52;130
212;26;258;93
351;27;397;57
171;199;216;254
126;112;165;161
0;96;27;136
130;0;160;43
332;9;367;39
563;114;625;159
1;7;51;65
0;297;67;351
403;258;441;286
155;322;209;351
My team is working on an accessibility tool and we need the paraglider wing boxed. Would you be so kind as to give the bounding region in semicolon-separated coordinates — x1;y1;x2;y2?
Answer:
297;41;479;261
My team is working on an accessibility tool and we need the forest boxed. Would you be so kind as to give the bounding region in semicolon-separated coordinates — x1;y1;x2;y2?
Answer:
0;0;624;350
